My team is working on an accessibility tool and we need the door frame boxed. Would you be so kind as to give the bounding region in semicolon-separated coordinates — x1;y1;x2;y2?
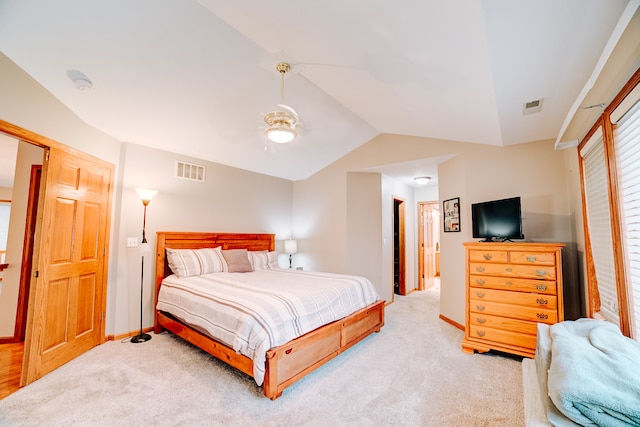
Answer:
13;165;41;342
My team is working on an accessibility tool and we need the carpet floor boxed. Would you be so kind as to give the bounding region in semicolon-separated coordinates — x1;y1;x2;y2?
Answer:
0;287;525;426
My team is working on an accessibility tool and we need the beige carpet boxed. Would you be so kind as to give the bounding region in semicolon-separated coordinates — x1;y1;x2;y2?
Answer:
0;287;525;426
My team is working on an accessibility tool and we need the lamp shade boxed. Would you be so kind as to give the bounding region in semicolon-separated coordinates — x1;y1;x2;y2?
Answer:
135;188;158;203
284;238;297;254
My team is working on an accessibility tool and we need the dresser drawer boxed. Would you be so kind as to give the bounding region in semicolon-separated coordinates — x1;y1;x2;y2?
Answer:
469;275;557;294
468;312;538;335
468;250;508;263
510;251;556;266
470;287;557;309
469;262;556;280
467;325;537;350
469;299;558;323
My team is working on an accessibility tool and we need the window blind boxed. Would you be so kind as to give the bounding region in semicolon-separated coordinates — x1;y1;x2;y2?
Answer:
614;98;640;340
582;132;619;325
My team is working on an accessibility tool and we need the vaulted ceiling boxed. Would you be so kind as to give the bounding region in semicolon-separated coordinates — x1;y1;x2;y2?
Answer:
0;0;632;184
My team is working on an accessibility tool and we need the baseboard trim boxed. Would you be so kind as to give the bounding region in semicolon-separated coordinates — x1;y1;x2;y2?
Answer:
439;314;464;331
106;327;155;342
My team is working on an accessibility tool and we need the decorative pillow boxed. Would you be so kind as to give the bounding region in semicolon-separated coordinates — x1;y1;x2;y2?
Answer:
166;246;227;277
248;250;270;271
222;249;253;273
267;251;279;269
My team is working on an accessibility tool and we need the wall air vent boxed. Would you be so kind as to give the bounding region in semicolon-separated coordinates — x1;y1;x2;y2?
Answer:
175;161;205;182
523;98;543;115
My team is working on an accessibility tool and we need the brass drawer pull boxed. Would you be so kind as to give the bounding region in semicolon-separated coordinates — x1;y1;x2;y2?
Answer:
505;281;513;286
476;317;486;324
536;269;547;277
536;284;547;291
536;313;549;320
483;253;493;260
476;266;485;273
506;267;513;272
476;292;485;298
536;298;548;305
476;330;486;337
526;256;537;262
475;278;485;285
476;305;485;311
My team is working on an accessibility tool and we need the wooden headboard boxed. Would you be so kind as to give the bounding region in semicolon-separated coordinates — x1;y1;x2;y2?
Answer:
154;231;275;305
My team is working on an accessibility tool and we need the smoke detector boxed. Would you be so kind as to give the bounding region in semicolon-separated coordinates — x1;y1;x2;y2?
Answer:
67;69;94;91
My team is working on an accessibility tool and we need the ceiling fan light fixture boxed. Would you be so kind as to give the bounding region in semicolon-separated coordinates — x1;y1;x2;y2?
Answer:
263;62;300;144
265;125;296;143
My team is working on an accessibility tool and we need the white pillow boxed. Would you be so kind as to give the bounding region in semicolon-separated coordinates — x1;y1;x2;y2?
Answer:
268;251;279;269
248;250;270;271
166;246;227;277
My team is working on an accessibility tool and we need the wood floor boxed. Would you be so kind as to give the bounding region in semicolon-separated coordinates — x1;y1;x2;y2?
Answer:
0;342;23;400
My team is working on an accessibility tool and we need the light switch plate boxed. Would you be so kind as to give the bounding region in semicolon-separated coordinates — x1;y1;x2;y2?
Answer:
127;237;138;248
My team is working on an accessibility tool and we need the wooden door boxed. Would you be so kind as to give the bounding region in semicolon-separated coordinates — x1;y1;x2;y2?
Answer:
418;202;439;290
21;146;113;385
423;203;436;288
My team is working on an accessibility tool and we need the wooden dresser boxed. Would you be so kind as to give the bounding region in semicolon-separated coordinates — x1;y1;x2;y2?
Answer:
462;242;564;358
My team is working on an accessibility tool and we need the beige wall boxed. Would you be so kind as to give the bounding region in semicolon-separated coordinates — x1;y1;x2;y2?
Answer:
0;187;11;199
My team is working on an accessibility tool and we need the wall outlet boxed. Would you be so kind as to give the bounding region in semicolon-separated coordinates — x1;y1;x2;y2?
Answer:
127;237;138;248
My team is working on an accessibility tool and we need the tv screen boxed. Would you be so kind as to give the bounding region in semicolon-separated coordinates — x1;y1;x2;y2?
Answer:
471;197;524;242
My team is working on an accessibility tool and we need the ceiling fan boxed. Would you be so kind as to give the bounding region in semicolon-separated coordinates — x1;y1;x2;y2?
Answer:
263;62;301;144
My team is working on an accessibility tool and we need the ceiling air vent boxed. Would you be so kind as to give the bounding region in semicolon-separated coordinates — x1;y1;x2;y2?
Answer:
175;160;205;182
523;98;543;115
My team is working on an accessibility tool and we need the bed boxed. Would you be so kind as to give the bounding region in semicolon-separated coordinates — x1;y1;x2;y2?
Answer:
154;231;385;400
523;320;640;426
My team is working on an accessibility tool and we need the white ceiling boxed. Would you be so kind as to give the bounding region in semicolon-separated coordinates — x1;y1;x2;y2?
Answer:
0;0;632;187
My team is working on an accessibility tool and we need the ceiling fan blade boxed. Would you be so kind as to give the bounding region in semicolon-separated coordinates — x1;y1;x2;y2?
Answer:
276;104;299;118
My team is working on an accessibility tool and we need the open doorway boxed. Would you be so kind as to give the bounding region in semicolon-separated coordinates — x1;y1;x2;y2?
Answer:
418;201;440;291
393;197;406;295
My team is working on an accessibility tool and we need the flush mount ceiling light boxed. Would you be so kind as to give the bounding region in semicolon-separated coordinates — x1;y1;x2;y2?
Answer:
264;62;300;144
414;176;431;185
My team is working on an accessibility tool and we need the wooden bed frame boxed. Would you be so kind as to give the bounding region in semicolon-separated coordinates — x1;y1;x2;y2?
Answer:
154;231;385;400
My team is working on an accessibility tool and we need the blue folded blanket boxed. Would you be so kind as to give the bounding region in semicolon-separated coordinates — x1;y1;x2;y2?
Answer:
547;319;640;427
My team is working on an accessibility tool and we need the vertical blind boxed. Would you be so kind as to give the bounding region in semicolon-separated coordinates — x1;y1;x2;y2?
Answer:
581;131;620;325
614;98;640;340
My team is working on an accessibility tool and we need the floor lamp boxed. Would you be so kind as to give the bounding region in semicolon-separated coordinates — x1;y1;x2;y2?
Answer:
131;188;158;344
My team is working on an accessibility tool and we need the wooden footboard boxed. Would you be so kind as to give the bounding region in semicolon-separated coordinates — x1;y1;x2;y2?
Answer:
264;299;384;399
154;231;385;400
157;299;384;399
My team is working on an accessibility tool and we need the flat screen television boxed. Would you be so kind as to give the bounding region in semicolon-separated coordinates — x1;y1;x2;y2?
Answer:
471;197;524;242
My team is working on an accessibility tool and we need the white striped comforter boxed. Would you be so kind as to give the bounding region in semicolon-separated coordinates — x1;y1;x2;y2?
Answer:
156;269;380;386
